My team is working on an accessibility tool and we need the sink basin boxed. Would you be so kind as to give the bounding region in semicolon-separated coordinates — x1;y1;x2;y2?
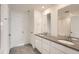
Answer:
58;40;74;45
72;38;78;40
41;33;50;36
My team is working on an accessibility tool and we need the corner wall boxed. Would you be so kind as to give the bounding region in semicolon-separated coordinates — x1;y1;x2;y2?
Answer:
9;7;32;48
1;4;9;53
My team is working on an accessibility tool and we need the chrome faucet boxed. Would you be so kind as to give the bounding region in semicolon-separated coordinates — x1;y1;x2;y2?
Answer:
66;32;72;42
66;36;72;42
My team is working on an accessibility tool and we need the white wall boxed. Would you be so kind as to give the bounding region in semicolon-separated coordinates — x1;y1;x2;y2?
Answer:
1;4;9;53
10;7;32;48
34;10;43;34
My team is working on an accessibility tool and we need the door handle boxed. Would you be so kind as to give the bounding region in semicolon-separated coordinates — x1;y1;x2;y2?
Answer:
9;33;11;36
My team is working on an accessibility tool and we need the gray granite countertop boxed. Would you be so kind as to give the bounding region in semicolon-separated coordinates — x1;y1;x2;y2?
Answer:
35;33;79;51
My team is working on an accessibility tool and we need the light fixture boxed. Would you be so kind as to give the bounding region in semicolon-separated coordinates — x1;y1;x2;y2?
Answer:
64;10;70;13
42;6;45;9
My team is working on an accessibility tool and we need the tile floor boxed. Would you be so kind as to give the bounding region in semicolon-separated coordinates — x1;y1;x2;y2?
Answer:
9;44;41;54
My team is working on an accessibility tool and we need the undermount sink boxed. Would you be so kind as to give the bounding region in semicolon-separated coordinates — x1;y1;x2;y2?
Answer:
58;40;75;45
41;33;50;36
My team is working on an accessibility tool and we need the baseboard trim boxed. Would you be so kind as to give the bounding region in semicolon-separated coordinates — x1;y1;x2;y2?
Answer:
24;43;32;46
10;43;29;48
33;48;41;54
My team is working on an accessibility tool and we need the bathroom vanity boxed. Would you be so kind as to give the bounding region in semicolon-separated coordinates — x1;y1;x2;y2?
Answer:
32;33;79;54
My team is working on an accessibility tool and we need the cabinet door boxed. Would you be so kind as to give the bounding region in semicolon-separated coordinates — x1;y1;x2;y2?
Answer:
42;49;50;54
42;38;51;54
42;38;50;44
42;43;50;54
51;41;79;54
49;46;64;54
35;37;50;54
35;36;42;53
35;39;42;53
35;39;41;49
42;39;63;54
30;34;36;48
31;35;41;48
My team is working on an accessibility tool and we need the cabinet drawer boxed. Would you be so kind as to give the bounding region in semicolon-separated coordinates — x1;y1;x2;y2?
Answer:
31;35;37;48
35;39;43;53
42;38;50;44
49;46;64;54
51;41;79;54
42;43;50;51
35;40;42;48
35;36;41;41
42;49;49;54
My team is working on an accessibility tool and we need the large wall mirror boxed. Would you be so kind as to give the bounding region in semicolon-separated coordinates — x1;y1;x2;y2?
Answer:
58;4;79;39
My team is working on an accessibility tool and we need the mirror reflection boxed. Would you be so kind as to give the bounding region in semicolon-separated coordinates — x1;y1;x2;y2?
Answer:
47;13;51;34
58;4;79;40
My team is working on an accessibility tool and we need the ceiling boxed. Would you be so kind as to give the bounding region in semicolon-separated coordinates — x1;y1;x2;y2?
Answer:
9;4;57;11
58;4;79;19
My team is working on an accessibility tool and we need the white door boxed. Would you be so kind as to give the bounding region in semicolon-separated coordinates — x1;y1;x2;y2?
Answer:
9;8;32;48
10;11;26;48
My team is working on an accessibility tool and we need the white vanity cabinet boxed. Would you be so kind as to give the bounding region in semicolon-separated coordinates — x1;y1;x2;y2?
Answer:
42;38;50;54
42;38;64;54
32;35;79;54
34;36;63;54
34;36;43;53
30;34;36;48
49;46;64;54
33;36;50;54
50;41;79;54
